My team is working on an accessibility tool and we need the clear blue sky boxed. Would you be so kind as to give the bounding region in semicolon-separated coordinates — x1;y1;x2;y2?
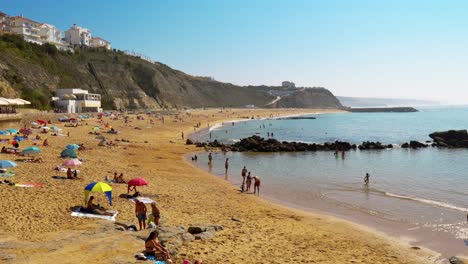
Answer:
2;0;468;103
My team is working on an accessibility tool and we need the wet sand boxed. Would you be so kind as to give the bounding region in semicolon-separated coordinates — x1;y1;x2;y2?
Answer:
0;108;448;263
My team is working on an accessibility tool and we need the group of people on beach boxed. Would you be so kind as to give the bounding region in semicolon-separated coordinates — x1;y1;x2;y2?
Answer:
135;199;161;230
241;166;260;195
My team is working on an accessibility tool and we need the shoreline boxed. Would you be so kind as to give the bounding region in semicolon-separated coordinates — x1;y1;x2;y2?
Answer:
0;108;450;263
186;111;467;262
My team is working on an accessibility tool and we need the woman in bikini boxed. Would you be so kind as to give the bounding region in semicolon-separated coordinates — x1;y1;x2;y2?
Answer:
145;231;172;263
150;202;161;225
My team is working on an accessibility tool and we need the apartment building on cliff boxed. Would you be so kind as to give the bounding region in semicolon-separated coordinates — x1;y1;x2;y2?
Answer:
64;24;91;46
90;36;111;50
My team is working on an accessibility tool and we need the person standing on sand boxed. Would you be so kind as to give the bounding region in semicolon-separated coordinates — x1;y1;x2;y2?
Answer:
246;172;253;192
241;166;247;184
149;202;161;226
253;176;261;195
208;152;213;164
364;173;370;185
225;158;229;175
135;199;147;230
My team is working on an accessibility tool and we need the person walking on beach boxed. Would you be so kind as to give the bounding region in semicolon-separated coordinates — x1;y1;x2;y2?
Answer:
364;173;370;185
135;199;147;230
208;152;213;164
253;176;261;195
246;172;253;192
225;158;229;175
181;131;184;140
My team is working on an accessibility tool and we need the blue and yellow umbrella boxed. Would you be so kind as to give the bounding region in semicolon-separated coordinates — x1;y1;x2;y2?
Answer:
84;182;112;206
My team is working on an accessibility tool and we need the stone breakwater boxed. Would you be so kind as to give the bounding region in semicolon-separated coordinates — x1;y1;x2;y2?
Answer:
187;130;468;152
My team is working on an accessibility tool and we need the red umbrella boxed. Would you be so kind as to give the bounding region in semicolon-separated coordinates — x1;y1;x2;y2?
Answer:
37;120;47;125
127;177;149;186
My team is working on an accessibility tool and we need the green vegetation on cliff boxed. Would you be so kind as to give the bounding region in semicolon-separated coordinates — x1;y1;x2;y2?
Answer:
0;35;342;110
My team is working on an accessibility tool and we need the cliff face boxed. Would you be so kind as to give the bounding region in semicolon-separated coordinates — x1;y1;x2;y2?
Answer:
0;35;343;110
268;88;344;109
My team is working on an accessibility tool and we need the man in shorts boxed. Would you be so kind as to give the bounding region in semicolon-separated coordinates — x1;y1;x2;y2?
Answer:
135;199;147;230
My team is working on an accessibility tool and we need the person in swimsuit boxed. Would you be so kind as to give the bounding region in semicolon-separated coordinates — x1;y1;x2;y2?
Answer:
364;173;370;185
145;231;172;262
241;166;247;183
253;176;261;195
246;172;253;192
208;152;212;164
135;199;147;230
149;202;161;226
86;196;113;216
224;158;229;175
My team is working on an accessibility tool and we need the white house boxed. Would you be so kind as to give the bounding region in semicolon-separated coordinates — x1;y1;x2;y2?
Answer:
90;37;111;50
39;23;62;44
7;15;43;44
53;88;102;113
64;24;91;46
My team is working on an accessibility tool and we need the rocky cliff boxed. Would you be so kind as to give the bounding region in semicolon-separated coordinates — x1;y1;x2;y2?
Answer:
0;34;343;110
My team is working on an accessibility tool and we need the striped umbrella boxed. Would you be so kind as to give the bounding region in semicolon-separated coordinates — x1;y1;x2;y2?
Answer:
84;182;112;206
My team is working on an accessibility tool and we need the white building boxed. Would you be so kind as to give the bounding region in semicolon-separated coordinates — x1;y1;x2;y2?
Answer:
53;88;102;113
90;37;111;50
64;24;91;46
39;23;62;44
282;81;296;88
0;12;9;32
7;15;43;44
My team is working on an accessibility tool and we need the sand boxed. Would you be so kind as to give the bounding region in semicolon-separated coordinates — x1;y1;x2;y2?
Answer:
0;108;450;263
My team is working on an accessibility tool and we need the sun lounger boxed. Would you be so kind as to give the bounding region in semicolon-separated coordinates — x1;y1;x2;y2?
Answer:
71;208;118;221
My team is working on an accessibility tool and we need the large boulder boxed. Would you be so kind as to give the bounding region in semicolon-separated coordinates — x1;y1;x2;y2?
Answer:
429;130;468;148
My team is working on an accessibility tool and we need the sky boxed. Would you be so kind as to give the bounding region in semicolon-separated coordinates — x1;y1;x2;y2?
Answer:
2;0;468;104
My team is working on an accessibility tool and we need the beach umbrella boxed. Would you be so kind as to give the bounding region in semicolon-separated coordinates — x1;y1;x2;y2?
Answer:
0;160;17;168
66;144;79;150
128;177;149;187
50;126;60;131
37;120;47;125
92;126;100;131
63;158;82;167
84;182;112;206
13;136;24;141
6;129;18;134
0;130;7;135
60;148;77;158
21;146;41;155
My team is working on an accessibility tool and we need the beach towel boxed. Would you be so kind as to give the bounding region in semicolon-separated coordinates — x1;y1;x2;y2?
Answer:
129;197;155;204
15;182;43;188
0;172;15;177
71;208;118;221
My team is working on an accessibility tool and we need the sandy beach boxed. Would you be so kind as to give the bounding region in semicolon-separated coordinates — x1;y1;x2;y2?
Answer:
0;108;448;263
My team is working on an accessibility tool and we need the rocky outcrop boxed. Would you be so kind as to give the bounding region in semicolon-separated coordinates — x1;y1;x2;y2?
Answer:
358;141;393;150
227;136;356;152
429;130;468;148
268;88;344;109
401;141;428;149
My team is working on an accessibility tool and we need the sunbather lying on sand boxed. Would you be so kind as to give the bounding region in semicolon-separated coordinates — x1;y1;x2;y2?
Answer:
1;146;19;154
83;196;114;216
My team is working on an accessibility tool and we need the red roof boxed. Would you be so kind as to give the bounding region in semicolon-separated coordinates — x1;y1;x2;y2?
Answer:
10;16;42;25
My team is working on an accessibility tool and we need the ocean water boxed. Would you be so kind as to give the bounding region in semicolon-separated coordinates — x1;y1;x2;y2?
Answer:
190;106;468;257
